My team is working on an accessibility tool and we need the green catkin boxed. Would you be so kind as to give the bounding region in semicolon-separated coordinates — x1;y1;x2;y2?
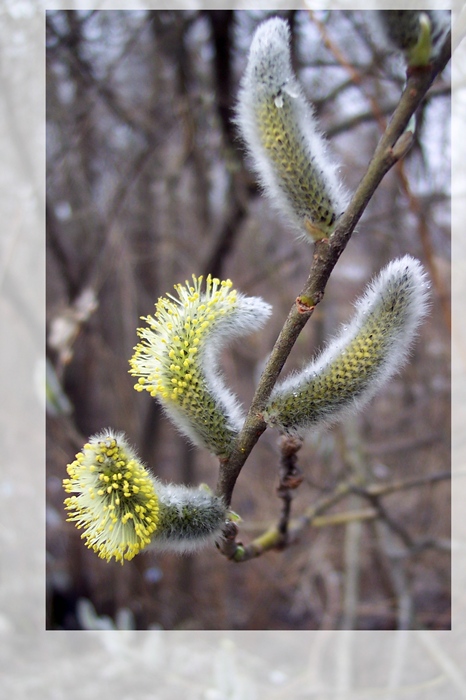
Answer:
153;484;228;553
255;93;337;237
263;256;430;434
236;17;347;241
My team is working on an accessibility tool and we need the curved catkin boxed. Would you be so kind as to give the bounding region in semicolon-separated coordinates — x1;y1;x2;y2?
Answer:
235;17;347;242
63;431;228;563
263;256;430;434
129;275;272;458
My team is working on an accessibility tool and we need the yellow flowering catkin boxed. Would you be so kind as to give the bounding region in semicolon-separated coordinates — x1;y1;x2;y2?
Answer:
63;431;228;563
263;256;429;434
235;17;347;241
129;275;271;457
63;431;160;563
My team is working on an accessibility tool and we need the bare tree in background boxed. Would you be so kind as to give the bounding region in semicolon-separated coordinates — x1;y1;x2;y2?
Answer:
46;9;451;631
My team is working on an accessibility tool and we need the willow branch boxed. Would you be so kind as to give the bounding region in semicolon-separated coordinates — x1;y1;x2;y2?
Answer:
216;30;451;508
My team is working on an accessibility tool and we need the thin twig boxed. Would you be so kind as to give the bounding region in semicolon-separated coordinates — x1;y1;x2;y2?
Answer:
220;469;451;563
226;482;353;562
276;435;304;543
356;470;452;497
308;9;387;132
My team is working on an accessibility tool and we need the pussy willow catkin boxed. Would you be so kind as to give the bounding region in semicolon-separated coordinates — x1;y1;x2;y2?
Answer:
236;17;347;242
129;275;271;457
63;431;227;563
263;256;430;434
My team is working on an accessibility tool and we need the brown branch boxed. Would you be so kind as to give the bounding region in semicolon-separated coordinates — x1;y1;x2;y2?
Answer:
351;471;452;554
215;30;451;510
219;468;451;563
326;81;449;137
223;481;353;562
353;470;452;498
276;435;304;543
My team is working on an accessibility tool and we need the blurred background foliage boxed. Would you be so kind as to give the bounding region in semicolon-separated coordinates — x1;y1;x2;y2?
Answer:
46;9;450;630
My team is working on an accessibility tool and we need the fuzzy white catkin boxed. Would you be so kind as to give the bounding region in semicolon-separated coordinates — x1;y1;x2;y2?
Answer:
236;17;347;242
149;482;228;554
263;256;430;434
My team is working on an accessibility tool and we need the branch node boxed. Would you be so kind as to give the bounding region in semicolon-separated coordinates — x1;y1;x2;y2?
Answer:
296;296;316;314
